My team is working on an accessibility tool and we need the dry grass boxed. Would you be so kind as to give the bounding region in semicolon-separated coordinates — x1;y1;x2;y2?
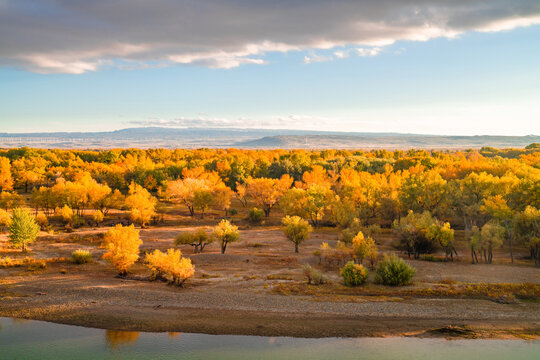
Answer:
271;281;540;302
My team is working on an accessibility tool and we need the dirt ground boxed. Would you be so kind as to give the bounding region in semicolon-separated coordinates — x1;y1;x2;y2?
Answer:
1;222;539;339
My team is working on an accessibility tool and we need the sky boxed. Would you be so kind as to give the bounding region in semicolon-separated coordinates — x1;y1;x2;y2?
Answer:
0;0;539;135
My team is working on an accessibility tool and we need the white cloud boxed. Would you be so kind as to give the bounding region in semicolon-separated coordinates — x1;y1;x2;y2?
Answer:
1;1;539;73
356;47;382;57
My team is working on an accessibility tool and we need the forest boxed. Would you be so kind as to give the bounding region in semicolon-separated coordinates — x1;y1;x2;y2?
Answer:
0;144;538;267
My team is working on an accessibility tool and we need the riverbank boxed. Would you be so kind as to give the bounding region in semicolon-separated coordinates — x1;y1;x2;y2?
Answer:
1;227;539;339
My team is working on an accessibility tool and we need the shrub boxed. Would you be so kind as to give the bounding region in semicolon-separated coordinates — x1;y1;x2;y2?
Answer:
229;208;238;216
35;213;49;230
282;215;312;253
102;224;142;276
71;214;85;228
340;261;369;286
175;228;214;253
56;205;74;225
248;208;264;224
375;254;416;286
213;219;240;254
72;249;92;264
0;209;11;230
8;208;40;252
145;248;195;286
93;210;104;226
302;264;325;285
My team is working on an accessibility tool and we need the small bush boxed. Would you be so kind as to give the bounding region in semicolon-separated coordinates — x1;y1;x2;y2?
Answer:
35;213;49;230
93;210;104;226
145;248;195;286
229;208;238;216
375;254;416;286
340;261;369;286
56;205;74;225
302;264;325;285
0;209;12;230
248;208;264;224
72;249;92;264
71;214;85;228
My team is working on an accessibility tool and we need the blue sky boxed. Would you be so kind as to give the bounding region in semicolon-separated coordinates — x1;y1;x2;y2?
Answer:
1;1;539;135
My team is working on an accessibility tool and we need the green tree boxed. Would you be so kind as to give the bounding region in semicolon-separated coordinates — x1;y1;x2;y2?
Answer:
8;208;40;252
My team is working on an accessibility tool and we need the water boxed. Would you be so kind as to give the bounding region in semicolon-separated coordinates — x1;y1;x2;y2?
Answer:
0;317;538;359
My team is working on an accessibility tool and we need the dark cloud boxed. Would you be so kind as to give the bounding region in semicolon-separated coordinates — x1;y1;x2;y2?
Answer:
1;0;539;73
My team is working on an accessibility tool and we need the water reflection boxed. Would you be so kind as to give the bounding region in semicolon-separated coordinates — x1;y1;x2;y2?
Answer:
105;330;140;350
0;317;538;360
168;331;182;339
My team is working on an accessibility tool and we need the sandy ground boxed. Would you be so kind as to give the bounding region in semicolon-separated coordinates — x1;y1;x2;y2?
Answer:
1;225;539;338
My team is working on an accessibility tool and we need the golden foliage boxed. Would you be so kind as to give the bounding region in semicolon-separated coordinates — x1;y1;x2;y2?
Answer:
102;224;141;275
145;248;195;286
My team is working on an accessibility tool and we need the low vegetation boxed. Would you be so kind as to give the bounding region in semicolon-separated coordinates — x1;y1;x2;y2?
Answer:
340;261;369;286
72;249;92;264
145;249;195;286
374;254;416;286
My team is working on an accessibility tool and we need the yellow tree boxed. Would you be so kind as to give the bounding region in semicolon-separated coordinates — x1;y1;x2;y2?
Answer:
282;215;312;253
246;175;293;217
213;183;233;216
102;224;142;276
0;157;13;192
213;219;240;254
145;248;195;286
125;182;156;228
167;178;209;216
235;183;249;207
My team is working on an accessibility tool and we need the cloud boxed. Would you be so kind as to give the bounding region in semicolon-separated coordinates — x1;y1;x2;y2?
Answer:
1;1;540;73
129;114;338;129
356;47;382;57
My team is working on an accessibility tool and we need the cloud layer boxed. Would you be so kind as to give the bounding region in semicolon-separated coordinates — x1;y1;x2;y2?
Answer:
1;0;540;73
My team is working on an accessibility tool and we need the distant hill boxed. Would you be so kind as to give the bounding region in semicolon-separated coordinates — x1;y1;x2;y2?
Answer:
234;134;540;149
0;127;538;149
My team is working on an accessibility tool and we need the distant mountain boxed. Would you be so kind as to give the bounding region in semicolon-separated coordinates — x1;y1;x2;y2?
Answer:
235;134;540;149
0;127;538;149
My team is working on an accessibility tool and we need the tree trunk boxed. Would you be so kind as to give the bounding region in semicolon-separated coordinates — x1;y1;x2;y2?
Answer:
221;242;227;254
509;237;514;265
295;242;299;253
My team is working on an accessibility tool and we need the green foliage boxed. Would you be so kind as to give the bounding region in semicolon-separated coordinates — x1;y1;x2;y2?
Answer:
282;215;312;253
72;249;92;264
248;207;264;223
8;208;40;252
175;228;214;253
392;210;443;259
375;254;416;286
340;261;369;286
229;208;238;216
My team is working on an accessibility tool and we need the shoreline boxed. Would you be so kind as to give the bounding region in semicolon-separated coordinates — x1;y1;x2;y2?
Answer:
2;304;539;340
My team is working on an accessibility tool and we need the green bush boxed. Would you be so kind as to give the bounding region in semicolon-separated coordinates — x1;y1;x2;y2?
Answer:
248;208;264;224
340;261;368;286
229;208;238;216
72;249;92;264
375;254;416;286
